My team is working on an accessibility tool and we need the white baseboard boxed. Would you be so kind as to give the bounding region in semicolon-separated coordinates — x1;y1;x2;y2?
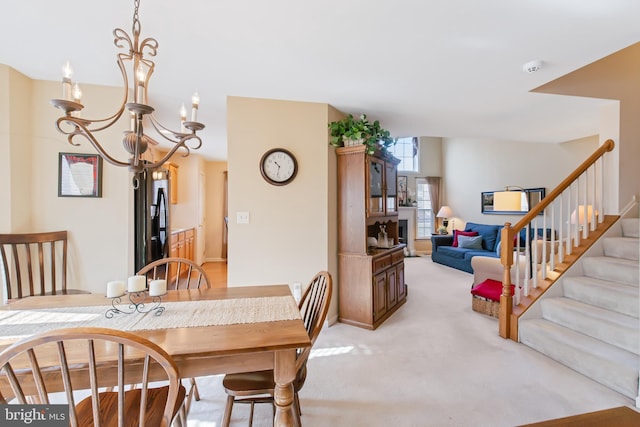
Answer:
203;257;226;263
326;314;339;326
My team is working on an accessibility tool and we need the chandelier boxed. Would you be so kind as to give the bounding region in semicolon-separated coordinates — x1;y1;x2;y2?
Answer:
50;0;204;181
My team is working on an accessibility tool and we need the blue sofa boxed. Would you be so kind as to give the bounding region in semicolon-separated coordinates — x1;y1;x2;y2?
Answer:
431;222;557;273
431;222;501;273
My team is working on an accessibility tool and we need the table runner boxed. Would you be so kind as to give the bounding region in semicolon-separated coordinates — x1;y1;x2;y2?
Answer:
0;296;301;340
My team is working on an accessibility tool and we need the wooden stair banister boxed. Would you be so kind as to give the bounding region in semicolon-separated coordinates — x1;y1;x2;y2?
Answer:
498;139;616;340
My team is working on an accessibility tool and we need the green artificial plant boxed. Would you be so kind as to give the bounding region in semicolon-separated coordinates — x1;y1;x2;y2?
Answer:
328;114;395;155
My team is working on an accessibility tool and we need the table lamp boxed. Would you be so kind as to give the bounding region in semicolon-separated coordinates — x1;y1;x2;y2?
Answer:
436;206;453;233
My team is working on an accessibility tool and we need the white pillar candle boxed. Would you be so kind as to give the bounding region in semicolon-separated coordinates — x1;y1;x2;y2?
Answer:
148;279;167;297
128;275;146;293
106;280;126;298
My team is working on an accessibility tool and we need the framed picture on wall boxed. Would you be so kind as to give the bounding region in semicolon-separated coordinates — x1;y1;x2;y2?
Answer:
58;153;103;198
481;187;545;214
398;176;408;206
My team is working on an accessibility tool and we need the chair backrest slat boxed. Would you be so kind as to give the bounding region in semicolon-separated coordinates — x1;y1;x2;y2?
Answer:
0;231;69;301
56;341;78;426
88;339;101;427
26;348;49;405
0;327;183;427
37;242;46;295
118;343;125;427
137;257;211;291
140;354;152;426
296;271;332;371
3;363;26;403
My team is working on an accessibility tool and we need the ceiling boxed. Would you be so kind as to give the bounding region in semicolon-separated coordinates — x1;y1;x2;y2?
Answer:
2;0;639;161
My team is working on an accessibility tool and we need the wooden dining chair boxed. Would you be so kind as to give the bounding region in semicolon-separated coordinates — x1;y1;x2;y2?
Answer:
0;326;186;427
137;257;211;417
0;230;87;302
137;257;211;290
221;271;333;427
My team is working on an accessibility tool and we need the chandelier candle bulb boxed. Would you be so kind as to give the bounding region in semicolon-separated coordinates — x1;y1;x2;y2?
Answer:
130;112;136;131
191;92;200;121
62;61;73;101
137;81;145;104
180;103;187;132
106;280;126;298
148;279;167;296
128;275;146;293
72;83;82;103
136;65;146;103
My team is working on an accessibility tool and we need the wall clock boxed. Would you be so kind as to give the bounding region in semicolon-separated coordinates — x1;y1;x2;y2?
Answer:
259;148;298;186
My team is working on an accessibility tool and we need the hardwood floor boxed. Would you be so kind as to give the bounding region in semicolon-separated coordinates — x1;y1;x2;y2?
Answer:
202;261;227;288
519;406;640;427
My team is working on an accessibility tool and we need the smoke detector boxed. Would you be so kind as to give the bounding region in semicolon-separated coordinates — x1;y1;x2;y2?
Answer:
523;60;543;73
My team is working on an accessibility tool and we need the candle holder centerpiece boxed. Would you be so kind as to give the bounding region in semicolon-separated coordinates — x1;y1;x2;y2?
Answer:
105;276;166;318
105;290;165;318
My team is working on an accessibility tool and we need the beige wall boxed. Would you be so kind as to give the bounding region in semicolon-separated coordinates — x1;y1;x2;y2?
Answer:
29;78;132;292
0;67;210;298
441;136;600;230
2;66;33;234
226;96;339;322
1;66;35;302
533;41;640;215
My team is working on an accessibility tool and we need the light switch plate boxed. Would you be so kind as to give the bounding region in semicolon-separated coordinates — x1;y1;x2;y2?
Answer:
237;211;250;224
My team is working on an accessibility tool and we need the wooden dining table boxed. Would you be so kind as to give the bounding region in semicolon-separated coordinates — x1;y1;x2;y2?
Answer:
0;285;311;427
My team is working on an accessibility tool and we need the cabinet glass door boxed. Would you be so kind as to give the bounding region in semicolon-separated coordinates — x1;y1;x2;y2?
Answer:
385;162;397;213
368;157;384;215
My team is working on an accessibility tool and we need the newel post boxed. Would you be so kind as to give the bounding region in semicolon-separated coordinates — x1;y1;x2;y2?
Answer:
499;223;514;338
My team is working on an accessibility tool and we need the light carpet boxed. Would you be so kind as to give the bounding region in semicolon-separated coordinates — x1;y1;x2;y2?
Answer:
186;257;635;426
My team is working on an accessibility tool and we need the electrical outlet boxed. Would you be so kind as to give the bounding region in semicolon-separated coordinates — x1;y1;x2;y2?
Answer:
292;282;302;302
236;211;250;224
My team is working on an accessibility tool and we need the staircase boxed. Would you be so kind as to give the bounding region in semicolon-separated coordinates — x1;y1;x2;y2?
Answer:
519;217;640;400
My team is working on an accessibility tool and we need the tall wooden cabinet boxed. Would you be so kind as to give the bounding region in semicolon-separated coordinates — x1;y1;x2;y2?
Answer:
337;145;407;330
168;228;195;280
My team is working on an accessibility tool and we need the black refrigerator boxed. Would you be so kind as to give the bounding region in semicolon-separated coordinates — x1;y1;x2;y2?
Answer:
134;167;169;272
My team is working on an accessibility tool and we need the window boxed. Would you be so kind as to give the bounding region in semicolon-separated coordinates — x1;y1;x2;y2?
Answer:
415;178;433;238
388;137;418;172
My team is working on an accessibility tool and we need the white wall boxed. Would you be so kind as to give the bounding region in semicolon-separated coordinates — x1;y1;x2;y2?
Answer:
600;102;621;213
397;136;443;203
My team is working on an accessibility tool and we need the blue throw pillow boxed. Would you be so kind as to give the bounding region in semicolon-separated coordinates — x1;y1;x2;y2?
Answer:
458;235;483;249
465;223;501;251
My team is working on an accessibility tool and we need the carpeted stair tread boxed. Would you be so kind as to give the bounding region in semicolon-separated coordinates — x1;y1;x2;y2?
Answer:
621;218;639;238
519;318;639;399
562;276;639;318
582;256;639;287
602;236;639;261
540;297;638;355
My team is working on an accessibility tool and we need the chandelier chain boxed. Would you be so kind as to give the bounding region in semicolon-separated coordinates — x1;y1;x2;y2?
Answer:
132;0;141;36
